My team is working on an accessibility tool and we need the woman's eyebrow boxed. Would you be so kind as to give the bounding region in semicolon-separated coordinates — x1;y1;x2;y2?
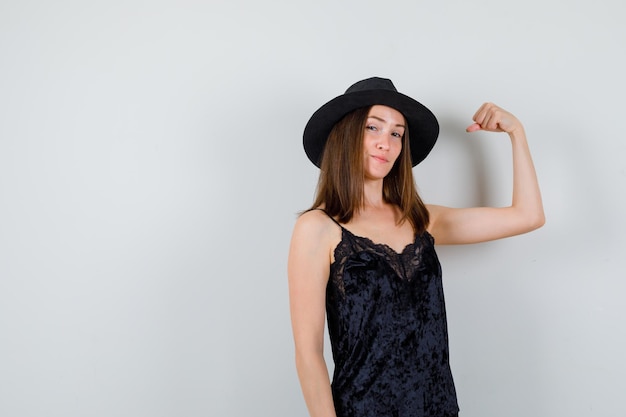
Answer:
367;115;406;129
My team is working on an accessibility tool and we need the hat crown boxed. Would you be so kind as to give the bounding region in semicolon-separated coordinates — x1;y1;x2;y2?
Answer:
345;77;398;94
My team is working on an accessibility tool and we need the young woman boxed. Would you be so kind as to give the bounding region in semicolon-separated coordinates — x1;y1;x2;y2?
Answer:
288;77;544;417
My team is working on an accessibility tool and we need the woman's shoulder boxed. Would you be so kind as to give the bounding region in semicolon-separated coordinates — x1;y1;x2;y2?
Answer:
292;208;342;244
294;208;336;233
291;208;342;263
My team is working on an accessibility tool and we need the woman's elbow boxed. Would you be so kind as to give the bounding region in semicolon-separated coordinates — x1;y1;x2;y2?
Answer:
294;345;324;368
294;346;326;381
527;210;546;231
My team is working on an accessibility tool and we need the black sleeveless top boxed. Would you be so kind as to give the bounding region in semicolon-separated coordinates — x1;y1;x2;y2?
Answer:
324;212;459;417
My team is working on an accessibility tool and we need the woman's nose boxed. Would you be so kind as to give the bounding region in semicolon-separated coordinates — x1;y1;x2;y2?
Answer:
377;136;390;150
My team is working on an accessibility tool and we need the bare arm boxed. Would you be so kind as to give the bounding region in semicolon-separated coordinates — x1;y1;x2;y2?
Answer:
288;210;338;417
428;103;545;245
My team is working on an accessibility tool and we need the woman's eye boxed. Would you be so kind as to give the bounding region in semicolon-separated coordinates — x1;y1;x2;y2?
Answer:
366;125;377;131
392;132;403;138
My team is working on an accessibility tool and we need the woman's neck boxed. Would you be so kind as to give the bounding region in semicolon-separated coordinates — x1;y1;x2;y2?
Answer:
362;179;386;208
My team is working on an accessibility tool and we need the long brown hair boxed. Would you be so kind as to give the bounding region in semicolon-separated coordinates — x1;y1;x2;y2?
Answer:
308;106;430;233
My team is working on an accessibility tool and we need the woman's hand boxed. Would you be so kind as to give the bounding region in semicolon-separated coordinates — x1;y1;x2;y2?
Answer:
466;102;522;134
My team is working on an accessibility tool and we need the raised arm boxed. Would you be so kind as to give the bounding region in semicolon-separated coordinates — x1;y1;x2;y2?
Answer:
288;210;338;417
427;103;545;245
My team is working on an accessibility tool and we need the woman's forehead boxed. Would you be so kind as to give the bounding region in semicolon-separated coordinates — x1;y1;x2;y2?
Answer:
367;105;406;126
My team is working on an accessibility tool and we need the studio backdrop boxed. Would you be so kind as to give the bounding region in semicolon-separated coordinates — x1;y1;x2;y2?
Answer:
0;1;624;416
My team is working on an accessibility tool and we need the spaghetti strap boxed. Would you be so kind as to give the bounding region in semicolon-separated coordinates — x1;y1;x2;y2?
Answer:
314;208;344;229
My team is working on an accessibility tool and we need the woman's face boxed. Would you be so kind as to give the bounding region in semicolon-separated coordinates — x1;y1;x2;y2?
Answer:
362;105;405;181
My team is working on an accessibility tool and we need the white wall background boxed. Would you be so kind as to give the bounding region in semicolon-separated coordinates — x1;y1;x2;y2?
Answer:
1;1;624;416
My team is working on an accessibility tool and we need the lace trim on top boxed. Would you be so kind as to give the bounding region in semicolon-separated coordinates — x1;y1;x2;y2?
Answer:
331;225;435;297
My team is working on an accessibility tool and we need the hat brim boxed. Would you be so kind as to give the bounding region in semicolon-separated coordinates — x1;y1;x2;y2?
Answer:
303;89;439;168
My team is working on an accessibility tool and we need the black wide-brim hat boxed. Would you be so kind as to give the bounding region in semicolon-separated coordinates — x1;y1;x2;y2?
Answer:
303;77;439;168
